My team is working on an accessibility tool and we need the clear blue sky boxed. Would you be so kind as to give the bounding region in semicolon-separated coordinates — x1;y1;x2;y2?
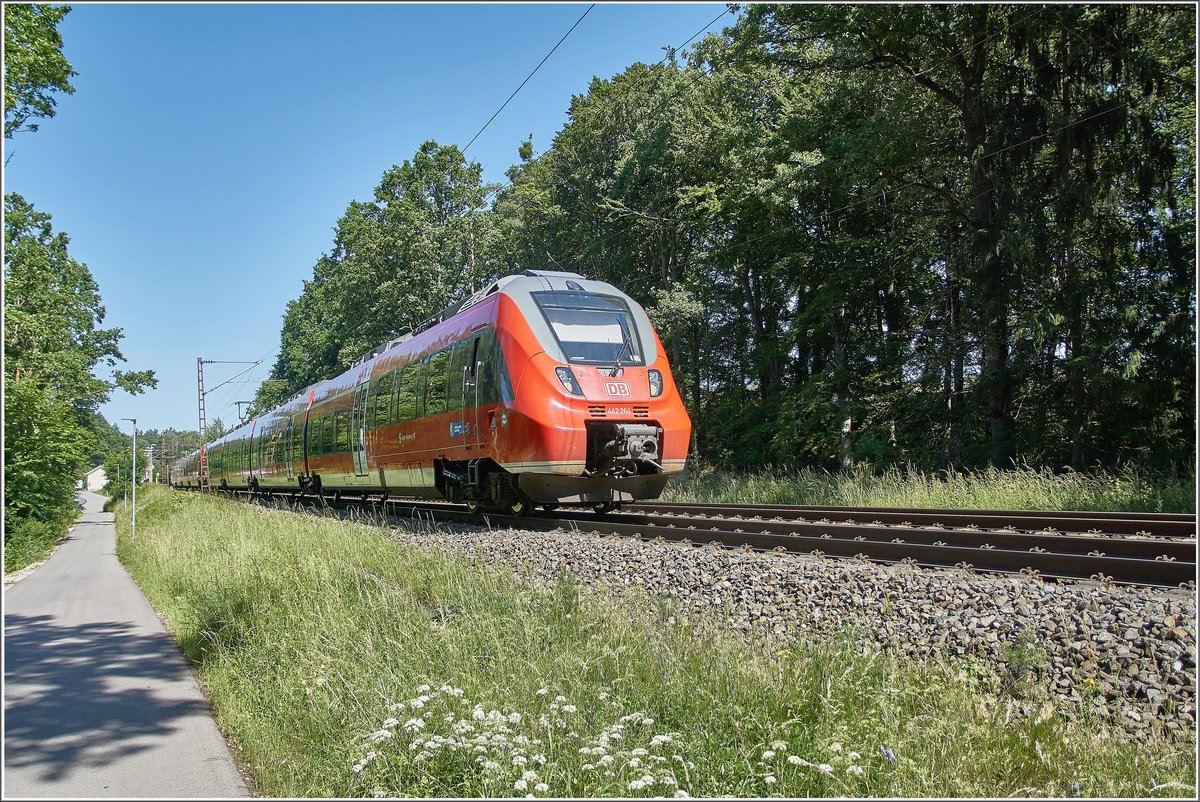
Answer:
3;1;736;437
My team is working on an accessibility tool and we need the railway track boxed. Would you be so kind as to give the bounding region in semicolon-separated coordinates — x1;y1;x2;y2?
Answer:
225;491;1196;589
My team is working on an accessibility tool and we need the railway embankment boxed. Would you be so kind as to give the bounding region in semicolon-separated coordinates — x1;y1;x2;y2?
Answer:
386;521;1195;742
115;487;1195;798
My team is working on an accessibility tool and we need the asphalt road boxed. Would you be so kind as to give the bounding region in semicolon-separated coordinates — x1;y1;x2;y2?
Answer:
3;491;249;798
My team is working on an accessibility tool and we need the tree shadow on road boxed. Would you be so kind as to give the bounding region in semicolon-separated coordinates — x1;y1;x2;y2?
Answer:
3;613;213;783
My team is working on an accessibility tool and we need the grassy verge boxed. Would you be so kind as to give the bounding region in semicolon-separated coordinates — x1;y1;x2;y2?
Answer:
4;509;79;575
662;464;1196;513
116;486;1195;798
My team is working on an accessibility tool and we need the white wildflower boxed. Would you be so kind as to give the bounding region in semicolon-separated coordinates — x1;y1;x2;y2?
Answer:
630;758;641;768
403;717;425;732
771;740;787;750
819;763;834;774
562;704;577;714
629;780;646;791
472;708;485;721
765;775;777;785
582;763;595;770
554;695;567;703
846;765;865;777
531;754;547;765
351;763;364;773
650;735;673;747
631;748;649;757
536;688;549;696
787;755;803;765
440;684;452;693
513;755;528;766
417;684;431;693
368;730;392;742
829;743;842;754
761;749;776;760
416;750;433;761
513;779;528;791
674;791;690;798
599;754;614;766
409;699;425;710
508;712;522;724
482;760;500;771
660;776;677;786
382;717;399;728
598;691;609;700
535;783;549;793
848;751;861;761
522;770;539;782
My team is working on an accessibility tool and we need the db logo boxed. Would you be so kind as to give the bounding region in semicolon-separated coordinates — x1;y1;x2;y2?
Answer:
605;381;630;397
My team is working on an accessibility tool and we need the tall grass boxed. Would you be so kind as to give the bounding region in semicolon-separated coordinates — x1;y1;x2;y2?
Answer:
662;464;1196;513
116;486;1195;798
4;509;79;575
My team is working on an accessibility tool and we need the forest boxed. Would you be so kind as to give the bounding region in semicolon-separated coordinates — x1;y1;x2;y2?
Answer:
253;4;1196;475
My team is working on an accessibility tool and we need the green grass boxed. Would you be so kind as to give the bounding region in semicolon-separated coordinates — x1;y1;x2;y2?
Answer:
116;486;1196;798
662;464;1196;513
4;510;78;575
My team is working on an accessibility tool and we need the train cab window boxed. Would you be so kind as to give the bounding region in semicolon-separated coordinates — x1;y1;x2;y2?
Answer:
532;290;643;366
375;371;395;426
425;348;450;416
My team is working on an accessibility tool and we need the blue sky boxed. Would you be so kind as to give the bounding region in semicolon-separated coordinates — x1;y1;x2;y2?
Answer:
3;1;736;437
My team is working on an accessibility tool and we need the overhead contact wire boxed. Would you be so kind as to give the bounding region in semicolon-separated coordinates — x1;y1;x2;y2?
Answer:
463;3;596;154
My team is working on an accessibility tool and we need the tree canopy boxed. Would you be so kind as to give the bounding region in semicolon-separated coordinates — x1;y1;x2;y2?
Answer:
3;3;76;139
255;4;1194;476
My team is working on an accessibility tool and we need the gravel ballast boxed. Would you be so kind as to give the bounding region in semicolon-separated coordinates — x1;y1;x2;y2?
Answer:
380;517;1196;743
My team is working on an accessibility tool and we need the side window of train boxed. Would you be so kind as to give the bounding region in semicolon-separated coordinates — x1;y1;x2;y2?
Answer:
336;409;350;452
426;349;450;416
375;370;394;427
414;358;428;419
476;327;512;405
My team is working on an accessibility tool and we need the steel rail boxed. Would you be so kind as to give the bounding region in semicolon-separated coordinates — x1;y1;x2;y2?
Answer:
625;502;1197;538
228;491;1196;589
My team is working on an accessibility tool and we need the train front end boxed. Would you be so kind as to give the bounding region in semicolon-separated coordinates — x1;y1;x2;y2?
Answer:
496;270;691;509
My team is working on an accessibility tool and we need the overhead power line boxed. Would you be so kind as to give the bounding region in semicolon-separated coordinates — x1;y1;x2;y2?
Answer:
463;3;596;154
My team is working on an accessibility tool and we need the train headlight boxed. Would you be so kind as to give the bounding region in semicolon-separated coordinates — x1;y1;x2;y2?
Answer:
555;366;584;396
648;369;664;397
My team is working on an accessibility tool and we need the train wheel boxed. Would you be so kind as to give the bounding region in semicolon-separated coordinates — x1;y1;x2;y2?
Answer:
592;501;617;515
507;498;530;517
466;501;481;514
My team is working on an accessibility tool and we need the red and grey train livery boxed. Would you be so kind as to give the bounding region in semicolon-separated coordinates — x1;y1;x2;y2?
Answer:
172;270;691;513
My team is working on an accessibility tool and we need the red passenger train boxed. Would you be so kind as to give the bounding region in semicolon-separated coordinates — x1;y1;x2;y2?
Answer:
172;270;691;514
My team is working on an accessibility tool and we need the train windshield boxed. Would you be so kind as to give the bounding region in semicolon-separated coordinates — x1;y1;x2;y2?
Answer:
532;291;644;366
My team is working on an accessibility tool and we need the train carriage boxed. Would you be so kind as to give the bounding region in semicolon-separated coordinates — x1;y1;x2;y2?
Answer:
173;270;691;513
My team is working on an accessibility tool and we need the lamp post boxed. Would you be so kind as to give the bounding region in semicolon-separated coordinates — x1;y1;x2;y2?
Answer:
122;418;137;540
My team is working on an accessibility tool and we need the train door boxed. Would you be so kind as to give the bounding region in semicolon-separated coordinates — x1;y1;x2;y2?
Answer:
466;335;482;447
351;380;370;476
